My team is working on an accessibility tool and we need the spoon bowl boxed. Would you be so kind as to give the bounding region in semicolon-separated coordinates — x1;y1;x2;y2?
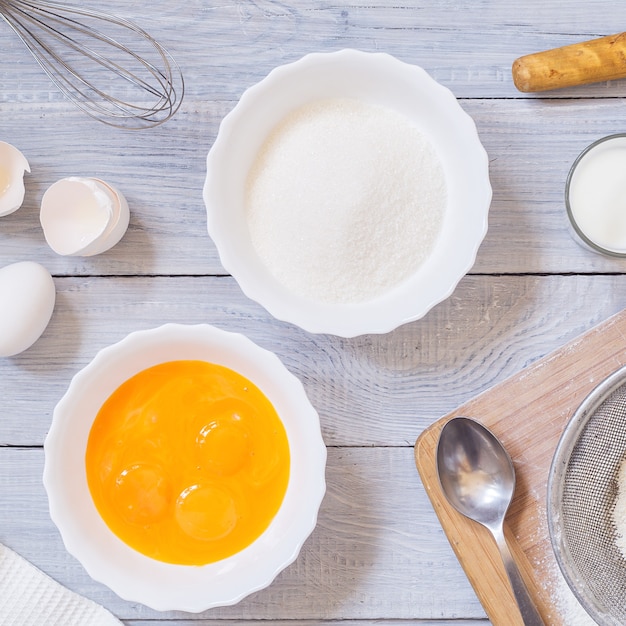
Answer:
436;417;545;626
437;415;515;526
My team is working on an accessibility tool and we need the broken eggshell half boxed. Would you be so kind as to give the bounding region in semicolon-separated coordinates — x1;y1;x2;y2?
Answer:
40;177;130;256
0;141;30;217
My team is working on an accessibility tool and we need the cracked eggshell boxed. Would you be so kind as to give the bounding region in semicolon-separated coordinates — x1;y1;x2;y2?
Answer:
0;261;56;357
40;177;130;256
81;179;130;256
0;141;30;217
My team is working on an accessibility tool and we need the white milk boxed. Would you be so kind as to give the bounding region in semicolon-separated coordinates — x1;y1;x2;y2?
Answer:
567;135;626;255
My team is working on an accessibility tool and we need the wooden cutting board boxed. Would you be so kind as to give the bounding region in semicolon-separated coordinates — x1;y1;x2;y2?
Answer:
415;307;626;626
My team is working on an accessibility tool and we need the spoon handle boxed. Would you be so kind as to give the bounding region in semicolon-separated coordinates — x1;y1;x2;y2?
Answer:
491;523;546;626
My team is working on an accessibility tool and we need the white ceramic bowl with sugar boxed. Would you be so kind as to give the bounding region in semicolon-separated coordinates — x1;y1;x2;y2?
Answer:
204;49;491;337
43;323;326;612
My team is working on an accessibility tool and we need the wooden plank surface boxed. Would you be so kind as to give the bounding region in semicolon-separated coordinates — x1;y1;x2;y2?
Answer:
4;99;626;276
3;0;626;624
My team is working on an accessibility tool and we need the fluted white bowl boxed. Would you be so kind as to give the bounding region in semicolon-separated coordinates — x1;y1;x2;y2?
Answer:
43;323;326;612
204;49;491;337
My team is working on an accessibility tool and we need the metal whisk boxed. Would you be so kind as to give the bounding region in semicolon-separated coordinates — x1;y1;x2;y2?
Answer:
0;0;184;129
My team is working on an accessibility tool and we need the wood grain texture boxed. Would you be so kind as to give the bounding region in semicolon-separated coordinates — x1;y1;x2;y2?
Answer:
0;446;483;621
123;622;486;626
2;0;626;624
2;0;626;100
2;274;626;448
4;97;626;275
123;622;487;626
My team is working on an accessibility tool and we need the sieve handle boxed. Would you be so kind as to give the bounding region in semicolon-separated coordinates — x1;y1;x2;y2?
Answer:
492;523;546;625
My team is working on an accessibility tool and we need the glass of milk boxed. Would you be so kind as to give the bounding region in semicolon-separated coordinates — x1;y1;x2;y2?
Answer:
566;134;626;256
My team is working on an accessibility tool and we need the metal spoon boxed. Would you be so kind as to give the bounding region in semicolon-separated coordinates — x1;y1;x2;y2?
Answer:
436;416;545;626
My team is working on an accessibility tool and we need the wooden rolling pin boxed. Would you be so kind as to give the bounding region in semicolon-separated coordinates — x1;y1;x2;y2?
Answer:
512;32;626;92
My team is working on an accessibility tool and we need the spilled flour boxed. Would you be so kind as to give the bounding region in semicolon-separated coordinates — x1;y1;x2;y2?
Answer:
527;490;598;625
612;455;626;557
549;573;598;626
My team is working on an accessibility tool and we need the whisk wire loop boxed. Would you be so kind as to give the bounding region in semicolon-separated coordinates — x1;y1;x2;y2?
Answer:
0;0;184;128
12;2;170;99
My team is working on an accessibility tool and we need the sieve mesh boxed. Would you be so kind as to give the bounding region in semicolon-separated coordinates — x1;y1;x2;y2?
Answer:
549;367;626;626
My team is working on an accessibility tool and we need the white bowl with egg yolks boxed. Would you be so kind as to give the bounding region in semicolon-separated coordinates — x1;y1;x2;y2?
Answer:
43;323;326;612
204;49;492;337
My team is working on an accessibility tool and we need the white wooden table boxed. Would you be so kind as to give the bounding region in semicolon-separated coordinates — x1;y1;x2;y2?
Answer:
2;1;626;624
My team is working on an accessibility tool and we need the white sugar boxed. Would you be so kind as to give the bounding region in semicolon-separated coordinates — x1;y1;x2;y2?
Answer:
245;98;447;304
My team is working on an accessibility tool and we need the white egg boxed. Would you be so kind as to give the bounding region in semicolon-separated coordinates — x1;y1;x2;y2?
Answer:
0;261;56;357
40;177;130;256
0;141;30;217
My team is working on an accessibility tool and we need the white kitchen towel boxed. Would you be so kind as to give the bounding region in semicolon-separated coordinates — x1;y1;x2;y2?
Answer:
0;543;122;626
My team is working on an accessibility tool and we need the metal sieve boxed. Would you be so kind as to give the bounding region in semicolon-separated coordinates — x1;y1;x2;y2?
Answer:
548;364;626;626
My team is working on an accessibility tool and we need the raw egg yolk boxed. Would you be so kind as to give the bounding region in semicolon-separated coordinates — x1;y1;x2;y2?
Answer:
85;360;290;565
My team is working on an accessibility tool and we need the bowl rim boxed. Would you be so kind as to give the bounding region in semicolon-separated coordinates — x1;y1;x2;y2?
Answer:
43;323;327;612
547;363;626;626
203;48;491;337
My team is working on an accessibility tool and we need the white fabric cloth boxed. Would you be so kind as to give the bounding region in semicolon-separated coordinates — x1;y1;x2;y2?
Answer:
0;543;122;626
